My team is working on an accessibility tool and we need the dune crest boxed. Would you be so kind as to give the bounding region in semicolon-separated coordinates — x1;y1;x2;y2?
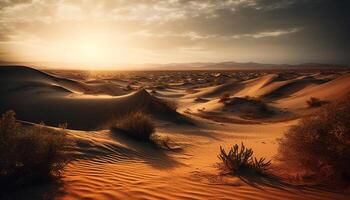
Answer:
0;66;189;130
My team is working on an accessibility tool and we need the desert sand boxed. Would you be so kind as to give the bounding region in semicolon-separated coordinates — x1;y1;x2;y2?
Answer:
1;66;350;200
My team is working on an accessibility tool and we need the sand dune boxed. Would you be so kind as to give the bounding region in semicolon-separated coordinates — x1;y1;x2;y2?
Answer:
1;66;349;200
185;80;243;98
0;66;189;130
277;73;350;109
185;74;315;100
0;66;127;96
183;72;349;121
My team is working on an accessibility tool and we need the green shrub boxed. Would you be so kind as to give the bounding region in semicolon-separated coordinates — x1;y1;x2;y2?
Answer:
278;95;350;184
0;110;71;190
110;111;155;141
218;143;271;175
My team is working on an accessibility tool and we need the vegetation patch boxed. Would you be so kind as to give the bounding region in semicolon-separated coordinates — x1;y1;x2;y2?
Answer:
110;111;155;141
222;96;275;118
0;110;72;191
218;143;271;175
278;95;350;185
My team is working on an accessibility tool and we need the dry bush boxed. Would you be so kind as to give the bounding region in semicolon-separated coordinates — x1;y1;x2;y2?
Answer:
110;111;155;141
219;92;230;102
306;97;328;107
218;143;271;175
278;95;350;184
224;96;274;117
0;110;71;190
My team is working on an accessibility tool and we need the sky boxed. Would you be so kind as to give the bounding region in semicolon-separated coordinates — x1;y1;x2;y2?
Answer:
0;0;349;69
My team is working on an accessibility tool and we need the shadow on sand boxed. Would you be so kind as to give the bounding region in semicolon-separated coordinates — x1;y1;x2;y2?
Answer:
233;172;345;195
0;179;65;200
109;129;183;170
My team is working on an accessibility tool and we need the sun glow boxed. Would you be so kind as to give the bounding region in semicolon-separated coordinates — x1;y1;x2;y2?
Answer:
80;42;102;62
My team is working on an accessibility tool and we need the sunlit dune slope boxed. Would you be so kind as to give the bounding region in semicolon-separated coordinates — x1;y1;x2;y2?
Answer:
277;73;350;109
185;74;328;101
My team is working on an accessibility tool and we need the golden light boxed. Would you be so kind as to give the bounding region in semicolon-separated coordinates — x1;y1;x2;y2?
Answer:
80;42;102;62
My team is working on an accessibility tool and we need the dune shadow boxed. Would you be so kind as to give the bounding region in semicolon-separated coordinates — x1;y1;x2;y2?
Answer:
106;129;183;170
234;173;344;195
236;173;303;193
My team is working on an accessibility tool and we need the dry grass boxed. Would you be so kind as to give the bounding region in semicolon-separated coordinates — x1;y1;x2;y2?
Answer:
110;111;155;141
278;95;350;185
0;110;71;190
218;143;271;175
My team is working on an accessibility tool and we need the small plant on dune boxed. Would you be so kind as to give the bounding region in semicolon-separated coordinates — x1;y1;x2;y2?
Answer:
306;97;328;107
218;143;271;175
111;111;155;141
0;110;72;190
219;92;230;103
278;95;350;185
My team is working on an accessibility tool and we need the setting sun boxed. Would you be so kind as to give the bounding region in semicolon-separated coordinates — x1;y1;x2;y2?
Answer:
80;42;102;62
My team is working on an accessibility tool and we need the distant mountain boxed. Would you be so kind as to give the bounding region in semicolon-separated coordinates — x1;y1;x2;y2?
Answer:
149;62;349;70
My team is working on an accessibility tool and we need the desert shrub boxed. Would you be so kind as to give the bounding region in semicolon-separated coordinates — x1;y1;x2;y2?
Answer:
0;110;71;190
110;111;155;141
219;92;230;102
306;97;328;107
278;95;350;184
218;142;271;175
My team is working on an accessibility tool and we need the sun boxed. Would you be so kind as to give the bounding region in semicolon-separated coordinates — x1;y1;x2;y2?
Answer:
80;42;102;63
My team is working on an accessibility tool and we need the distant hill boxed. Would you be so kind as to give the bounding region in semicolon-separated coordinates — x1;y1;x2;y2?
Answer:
149;62;349;70
1;61;348;70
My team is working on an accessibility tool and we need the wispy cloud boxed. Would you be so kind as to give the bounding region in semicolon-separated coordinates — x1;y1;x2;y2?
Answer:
231;28;301;39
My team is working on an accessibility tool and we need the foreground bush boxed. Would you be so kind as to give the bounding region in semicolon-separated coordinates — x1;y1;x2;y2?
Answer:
218;143;271;175
278;95;350;184
0;110;71;190
111;111;155;141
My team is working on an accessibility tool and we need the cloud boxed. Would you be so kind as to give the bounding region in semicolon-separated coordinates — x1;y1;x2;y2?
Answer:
231;28;301;39
0;0;349;64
